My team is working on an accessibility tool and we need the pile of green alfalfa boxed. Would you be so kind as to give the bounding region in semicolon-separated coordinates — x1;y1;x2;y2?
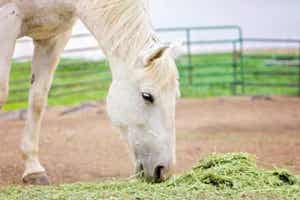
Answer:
1;153;300;200
169;153;300;199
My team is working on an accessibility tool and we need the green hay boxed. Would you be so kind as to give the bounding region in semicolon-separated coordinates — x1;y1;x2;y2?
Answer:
1;153;299;200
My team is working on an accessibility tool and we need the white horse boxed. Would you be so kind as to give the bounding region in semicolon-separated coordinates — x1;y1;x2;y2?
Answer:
0;0;181;184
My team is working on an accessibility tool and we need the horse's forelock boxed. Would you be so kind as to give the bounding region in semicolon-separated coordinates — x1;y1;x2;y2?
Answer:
143;54;179;91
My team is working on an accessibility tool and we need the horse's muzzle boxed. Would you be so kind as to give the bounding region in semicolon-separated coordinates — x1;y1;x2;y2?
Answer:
137;163;172;183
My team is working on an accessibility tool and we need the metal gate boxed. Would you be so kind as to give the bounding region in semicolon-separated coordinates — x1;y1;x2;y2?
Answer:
5;25;300;110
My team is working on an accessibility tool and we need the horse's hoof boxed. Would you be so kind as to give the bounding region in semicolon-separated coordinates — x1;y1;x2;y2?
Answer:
23;172;51;185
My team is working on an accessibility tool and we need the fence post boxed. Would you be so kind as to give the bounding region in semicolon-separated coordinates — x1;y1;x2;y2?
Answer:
186;28;193;85
232;41;237;95
238;30;245;95
298;41;300;96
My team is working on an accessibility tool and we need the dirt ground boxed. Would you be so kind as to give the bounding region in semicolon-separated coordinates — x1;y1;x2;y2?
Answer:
0;96;299;186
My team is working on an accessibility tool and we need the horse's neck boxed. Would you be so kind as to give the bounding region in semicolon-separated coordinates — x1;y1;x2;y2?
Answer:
78;0;158;75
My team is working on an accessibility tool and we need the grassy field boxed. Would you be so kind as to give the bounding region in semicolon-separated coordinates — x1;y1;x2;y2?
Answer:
1;153;299;200
4;52;300;111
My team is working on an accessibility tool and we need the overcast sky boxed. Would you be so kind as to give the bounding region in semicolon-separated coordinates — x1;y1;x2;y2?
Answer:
148;0;300;38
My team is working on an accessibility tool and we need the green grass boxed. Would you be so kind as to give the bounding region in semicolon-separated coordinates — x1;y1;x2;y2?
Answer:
4;52;300;110
1;153;299;200
5;59;111;110
178;52;300;97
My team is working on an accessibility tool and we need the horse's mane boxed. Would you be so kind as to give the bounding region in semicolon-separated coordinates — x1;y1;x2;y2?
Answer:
97;0;157;57
94;0;179;90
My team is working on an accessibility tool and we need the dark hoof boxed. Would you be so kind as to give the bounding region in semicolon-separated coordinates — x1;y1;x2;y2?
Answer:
23;172;51;185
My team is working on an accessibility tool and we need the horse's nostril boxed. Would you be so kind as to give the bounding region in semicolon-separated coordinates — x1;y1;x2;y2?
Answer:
154;165;165;183
136;163;144;177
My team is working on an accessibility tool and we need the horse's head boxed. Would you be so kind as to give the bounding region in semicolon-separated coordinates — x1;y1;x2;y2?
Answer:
106;42;182;182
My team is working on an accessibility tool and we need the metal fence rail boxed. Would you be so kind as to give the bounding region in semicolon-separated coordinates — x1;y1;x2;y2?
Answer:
6;26;300;108
242;38;300;96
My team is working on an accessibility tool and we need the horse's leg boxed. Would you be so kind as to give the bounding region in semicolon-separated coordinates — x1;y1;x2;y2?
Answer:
0;4;22;108
21;30;72;185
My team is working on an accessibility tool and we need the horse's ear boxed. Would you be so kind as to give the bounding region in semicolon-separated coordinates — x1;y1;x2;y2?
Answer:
168;41;185;59
142;45;169;66
141;42;184;66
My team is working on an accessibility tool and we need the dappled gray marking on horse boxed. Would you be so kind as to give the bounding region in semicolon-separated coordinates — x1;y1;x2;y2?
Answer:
0;0;182;184
30;74;35;85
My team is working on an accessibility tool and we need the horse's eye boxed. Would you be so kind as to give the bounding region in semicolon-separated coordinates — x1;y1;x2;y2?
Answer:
141;92;154;104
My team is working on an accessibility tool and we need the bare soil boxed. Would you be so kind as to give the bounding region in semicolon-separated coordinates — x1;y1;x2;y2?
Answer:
0;96;299;186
